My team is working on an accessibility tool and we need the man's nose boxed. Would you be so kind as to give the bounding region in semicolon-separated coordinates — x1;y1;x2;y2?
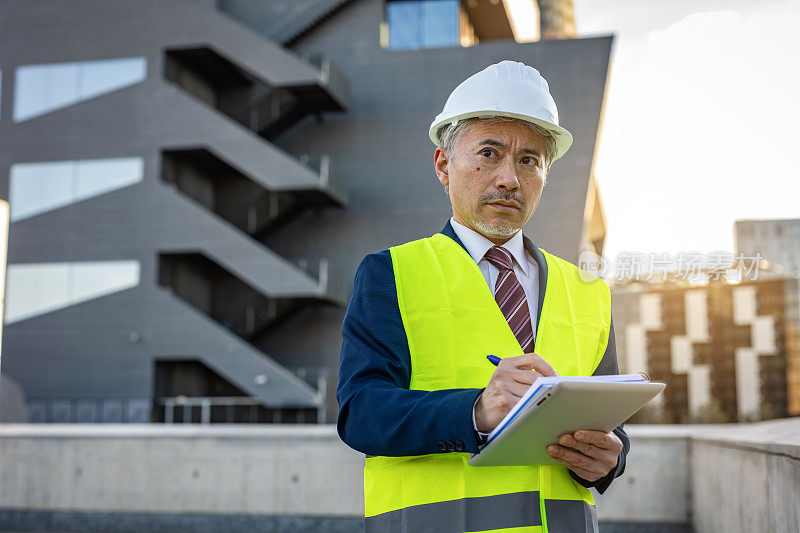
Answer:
495;157;520;190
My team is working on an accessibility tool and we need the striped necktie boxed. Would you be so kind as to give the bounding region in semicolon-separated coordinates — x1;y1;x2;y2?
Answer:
484;246;534;353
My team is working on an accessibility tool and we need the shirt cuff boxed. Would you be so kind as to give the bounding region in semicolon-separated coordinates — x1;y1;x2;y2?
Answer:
472;396;491;443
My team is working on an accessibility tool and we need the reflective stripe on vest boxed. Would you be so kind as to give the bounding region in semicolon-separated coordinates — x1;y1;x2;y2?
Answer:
545;500;600;532
365;233;611;532
366;491;542;532
365;495;597;533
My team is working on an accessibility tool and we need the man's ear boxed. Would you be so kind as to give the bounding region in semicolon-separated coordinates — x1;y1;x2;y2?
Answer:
434;146;449;187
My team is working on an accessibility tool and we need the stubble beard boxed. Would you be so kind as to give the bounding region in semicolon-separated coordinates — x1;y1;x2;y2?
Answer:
467;214;520;239
467;192;527;239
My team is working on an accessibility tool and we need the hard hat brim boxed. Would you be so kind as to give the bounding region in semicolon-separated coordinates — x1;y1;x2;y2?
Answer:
428;110;573;163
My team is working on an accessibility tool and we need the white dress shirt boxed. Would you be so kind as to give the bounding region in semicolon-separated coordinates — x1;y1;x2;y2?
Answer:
449;217;539;327
449;217;541;438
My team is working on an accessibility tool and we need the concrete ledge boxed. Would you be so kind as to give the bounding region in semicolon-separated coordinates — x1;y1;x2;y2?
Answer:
0;424;365;516
689;418;800;533
2;421;799;532
622;424;723;439
0;423;341;439
690;418;800;459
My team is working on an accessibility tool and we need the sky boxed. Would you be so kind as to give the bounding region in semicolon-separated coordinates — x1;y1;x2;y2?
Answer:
514;0;800;265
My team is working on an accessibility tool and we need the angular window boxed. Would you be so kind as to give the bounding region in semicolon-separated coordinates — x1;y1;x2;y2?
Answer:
387;1;421;49
14;56;146;122
4;260;140;324
10;157;143;222
386;0;460;50
421;0;460;48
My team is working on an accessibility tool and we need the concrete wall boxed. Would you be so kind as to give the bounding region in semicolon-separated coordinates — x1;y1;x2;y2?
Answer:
0;424;364;516
2;421;797;532
690;419;800;533
593;426;694;527
0;425;365;533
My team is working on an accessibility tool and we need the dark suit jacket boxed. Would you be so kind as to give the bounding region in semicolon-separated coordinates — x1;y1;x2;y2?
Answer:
337;220;629;494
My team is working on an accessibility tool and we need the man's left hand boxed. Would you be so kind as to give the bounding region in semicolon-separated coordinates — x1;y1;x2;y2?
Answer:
546;430;623;482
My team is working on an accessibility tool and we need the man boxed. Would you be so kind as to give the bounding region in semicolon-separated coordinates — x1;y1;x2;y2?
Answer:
337;60;628;532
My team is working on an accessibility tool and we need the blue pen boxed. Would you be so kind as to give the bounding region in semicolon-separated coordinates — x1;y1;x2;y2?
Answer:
486;354;502;366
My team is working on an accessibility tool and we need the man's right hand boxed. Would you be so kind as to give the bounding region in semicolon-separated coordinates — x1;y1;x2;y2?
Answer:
474;353;558;433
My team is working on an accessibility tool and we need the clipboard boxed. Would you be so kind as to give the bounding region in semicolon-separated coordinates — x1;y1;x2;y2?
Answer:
468;380;665;467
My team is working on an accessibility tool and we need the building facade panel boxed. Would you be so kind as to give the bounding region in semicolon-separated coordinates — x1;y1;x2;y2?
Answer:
613;276;800;423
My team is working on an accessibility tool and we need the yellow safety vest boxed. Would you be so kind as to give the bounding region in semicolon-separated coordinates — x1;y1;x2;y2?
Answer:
364;233;612;532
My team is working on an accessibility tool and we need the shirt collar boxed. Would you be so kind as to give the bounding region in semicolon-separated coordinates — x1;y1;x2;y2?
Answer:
449;217;530;276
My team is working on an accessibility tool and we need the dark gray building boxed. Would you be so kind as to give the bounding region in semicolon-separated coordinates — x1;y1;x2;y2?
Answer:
0;0;612;425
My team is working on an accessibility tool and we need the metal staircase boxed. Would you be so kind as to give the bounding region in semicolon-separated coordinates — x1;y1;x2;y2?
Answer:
154;6;350;419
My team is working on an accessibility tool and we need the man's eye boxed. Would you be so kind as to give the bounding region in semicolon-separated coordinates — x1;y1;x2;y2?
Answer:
480;148;494;157
521;156;539;166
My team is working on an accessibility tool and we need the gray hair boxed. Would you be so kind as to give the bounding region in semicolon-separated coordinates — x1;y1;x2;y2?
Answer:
438;116;557;169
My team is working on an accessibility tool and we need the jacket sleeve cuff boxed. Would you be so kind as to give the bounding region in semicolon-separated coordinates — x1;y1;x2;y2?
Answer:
569;446;626;494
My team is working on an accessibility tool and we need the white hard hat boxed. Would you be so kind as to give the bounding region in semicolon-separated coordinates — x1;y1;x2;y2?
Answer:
429;60;573;162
